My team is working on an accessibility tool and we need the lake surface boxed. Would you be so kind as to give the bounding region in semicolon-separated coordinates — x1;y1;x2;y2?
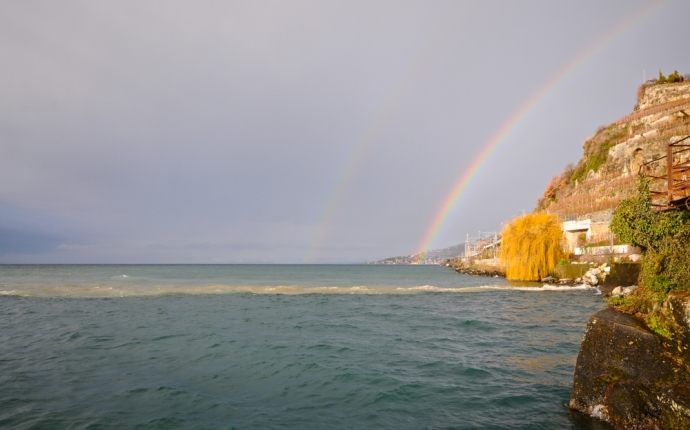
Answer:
0;265;609;429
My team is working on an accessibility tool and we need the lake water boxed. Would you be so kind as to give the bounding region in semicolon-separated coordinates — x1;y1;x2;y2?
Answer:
0;265;609;429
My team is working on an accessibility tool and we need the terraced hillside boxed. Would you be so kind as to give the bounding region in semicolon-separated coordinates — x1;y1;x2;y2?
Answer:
538;80;690;239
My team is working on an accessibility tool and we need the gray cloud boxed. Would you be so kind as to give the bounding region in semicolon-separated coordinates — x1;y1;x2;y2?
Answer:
0;0;688;262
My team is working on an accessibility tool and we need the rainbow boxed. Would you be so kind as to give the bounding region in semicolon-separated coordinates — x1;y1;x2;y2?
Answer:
304;22;460;263
303;70;417;263
414;1;665;262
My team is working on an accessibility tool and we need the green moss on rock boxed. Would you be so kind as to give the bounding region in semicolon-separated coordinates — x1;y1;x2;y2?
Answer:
570;307;690;428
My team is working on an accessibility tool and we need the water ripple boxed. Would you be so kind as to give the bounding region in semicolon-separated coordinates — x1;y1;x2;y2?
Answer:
0;266;606;429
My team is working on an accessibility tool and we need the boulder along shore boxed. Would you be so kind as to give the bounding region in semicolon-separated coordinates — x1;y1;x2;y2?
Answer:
569;297;690;428
451;264;505;278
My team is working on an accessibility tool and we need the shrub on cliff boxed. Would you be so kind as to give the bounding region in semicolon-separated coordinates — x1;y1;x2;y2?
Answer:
609;177;690;335
610;177;690;253
500;212;563;281
570;125;628;184
667;70;684;83
656;70;667;84
655;70;684;85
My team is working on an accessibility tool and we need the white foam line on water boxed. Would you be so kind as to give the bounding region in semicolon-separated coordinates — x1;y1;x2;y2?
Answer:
0;283;601;298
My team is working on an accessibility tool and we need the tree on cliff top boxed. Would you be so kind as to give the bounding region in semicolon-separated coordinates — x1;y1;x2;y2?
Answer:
667;70;684;83
656;69;684;85
501;212;563;281
656;70;667;84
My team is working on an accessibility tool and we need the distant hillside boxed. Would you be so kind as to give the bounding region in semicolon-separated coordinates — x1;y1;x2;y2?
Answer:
365;243;465;265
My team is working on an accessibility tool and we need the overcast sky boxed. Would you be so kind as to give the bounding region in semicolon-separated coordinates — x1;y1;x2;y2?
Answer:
1;0;688;263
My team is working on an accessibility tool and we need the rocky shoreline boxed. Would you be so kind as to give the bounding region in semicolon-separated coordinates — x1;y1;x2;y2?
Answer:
447;261;633;291
451;264;505;278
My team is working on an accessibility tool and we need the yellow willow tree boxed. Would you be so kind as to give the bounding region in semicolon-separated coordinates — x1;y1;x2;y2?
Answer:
501;212;564;281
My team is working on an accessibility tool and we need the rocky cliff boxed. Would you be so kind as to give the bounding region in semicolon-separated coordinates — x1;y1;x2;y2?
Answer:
538;81;690;232
563;80;690;429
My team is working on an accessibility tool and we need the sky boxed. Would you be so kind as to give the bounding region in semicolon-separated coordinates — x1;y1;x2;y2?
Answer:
1;0;689;263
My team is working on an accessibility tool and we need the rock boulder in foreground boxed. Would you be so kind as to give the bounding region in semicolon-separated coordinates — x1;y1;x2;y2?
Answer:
570;304;690;429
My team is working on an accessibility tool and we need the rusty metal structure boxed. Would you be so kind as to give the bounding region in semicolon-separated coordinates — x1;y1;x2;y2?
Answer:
640;135;690;210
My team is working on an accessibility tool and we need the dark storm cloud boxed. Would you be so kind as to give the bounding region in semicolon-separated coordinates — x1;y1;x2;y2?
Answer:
0;0;688;262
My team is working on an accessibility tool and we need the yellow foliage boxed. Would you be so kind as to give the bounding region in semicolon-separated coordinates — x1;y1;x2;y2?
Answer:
501;212;564;281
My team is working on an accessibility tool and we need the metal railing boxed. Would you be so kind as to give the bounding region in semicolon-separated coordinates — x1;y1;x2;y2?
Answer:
640;135;690;209
463;231;500;260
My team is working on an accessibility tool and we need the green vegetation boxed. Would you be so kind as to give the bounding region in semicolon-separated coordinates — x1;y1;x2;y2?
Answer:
656;70;667;84
606;288;671;338
605;262;641;287
668;70;684;83
608;177;690;337
656;70;684;85
553;261;589;280
571;125;629;183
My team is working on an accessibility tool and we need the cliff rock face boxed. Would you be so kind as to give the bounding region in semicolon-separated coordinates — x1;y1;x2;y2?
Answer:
570;294;690;429
638;82;690;110
665;292;690;364
539;82;690;226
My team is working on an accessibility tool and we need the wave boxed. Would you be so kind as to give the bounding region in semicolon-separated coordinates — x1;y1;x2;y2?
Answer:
0;283;600;298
